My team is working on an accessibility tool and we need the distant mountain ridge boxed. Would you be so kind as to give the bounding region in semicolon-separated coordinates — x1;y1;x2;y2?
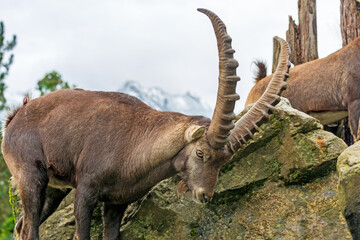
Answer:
119;81;212;117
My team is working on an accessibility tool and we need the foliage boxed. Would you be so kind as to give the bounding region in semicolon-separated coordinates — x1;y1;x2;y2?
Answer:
0;216;13;240
0;21;16;240
0;21;17;111
0;139;13;239
36;71;74;96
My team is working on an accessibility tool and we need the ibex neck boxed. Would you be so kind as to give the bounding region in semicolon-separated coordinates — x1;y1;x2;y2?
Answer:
128;156;178;200
120;113;209;202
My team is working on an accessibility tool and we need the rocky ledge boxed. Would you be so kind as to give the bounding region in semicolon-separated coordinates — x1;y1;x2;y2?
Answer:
11;98;354;239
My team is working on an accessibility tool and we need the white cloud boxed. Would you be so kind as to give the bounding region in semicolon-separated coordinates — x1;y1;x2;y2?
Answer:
0;0;341;114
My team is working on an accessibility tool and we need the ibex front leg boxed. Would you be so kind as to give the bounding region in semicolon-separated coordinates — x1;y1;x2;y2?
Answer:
348;99;360;142
73;184;97;240
103;203;128;240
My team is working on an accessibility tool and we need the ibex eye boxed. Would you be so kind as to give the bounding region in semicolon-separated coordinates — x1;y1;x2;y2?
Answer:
196;150;204;158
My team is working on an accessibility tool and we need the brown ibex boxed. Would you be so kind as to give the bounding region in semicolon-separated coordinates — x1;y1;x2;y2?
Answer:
2;9;290;240
246;36;360;141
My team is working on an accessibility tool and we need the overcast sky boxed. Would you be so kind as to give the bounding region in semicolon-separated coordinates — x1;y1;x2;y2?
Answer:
1;0;341;114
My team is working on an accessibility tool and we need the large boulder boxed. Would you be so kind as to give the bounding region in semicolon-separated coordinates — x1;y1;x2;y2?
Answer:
337;141;360;239
10;98;352;239
120;99;350;239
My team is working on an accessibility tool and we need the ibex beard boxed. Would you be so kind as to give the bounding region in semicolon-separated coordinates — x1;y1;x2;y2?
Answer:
2;9;290;240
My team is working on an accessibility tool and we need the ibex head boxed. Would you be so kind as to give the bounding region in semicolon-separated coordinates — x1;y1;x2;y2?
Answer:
173;9;290;203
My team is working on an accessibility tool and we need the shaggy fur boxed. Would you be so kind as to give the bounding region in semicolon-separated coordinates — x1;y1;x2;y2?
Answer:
252;60;268;82
2;95;30;138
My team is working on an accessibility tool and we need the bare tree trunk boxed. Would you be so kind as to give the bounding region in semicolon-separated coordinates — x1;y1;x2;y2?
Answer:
340;4;360;236
272;0;318;72
340;0;360;146
340;0;360;46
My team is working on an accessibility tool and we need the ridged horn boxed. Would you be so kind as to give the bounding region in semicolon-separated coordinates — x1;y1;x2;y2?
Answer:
227;36;290;153
198;8;240;149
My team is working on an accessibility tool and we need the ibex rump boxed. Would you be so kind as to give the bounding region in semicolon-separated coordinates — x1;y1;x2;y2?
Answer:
246;36;360;141
2;9;290;240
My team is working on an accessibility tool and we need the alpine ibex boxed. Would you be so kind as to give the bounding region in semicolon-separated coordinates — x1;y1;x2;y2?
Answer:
246;36;360;141
2;9;290;240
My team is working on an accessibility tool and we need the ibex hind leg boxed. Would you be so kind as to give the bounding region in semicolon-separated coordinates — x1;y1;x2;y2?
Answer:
348;99;360;142
16;161;48;240
16;187;71;236
103;203;128;240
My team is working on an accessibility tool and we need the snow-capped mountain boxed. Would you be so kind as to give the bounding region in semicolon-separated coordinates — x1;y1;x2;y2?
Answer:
119;81;212;117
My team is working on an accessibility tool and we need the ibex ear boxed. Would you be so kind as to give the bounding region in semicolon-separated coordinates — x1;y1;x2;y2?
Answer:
185;125;206;143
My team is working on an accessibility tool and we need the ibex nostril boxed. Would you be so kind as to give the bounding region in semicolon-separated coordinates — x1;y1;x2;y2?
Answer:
202;193;209;203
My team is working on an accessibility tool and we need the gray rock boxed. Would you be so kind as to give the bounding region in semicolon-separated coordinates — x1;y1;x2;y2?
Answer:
337;141;360;239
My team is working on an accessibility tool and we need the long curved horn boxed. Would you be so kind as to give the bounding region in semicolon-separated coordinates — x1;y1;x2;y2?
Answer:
227;37;290;153
198;8;240;149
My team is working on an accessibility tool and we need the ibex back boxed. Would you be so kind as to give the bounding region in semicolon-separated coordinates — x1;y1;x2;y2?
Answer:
246;36;360;142
2;9;290;240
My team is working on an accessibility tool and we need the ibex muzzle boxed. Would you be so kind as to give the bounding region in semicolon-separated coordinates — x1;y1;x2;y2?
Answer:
2;9;290;240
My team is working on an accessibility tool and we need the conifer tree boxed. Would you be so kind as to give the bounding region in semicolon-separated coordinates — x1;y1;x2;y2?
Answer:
0;21;16;110
0;21;16;238
36;71;73;96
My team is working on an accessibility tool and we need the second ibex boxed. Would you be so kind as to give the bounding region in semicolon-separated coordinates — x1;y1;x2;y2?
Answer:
2;9;290;240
